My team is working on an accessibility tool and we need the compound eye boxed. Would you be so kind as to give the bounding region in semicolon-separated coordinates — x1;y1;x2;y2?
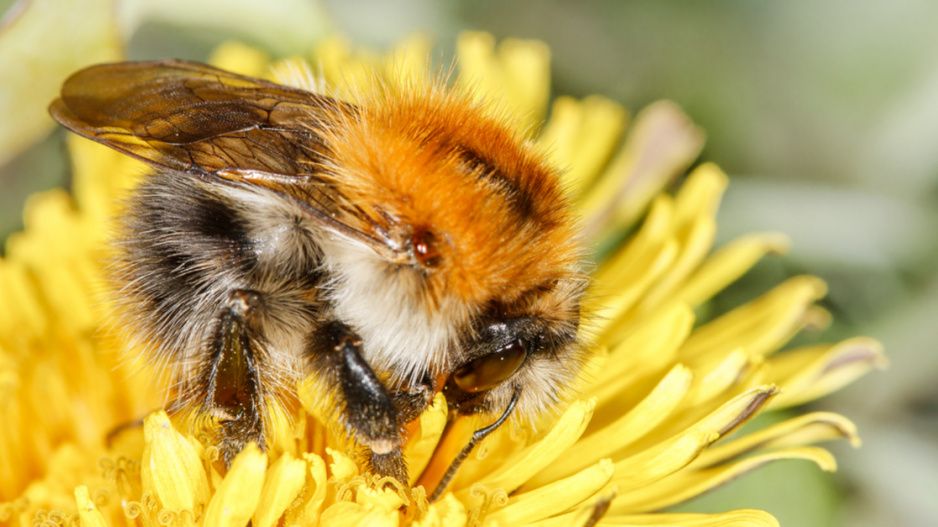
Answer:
453;341;527;393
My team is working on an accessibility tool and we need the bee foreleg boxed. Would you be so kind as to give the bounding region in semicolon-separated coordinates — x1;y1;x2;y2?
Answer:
201;290;268;466
367;379;435;484
308;321;404;477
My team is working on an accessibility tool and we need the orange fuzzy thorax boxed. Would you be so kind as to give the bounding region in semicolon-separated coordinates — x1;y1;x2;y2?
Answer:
321;84;582;315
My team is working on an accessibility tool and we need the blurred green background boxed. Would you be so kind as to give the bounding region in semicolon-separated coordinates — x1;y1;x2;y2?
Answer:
2;1;935;525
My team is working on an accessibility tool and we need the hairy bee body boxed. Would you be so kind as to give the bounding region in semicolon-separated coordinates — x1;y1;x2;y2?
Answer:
117;173;322;433
51;59;588;479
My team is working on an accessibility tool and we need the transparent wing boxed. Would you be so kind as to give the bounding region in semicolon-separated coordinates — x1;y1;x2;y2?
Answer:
50;59;398;256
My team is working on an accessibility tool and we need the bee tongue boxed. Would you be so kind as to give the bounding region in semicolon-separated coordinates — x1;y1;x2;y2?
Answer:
427;385;522;503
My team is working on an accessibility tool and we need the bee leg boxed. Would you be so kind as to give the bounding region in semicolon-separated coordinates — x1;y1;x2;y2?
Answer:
308;321;403;478
391;375;435;424
368;378;435;484
202;289;268;466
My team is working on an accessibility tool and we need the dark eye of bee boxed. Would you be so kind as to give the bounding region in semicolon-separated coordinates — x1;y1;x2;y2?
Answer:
453;340;527;393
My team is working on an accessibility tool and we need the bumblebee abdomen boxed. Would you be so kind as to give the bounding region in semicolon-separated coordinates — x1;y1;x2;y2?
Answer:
113;172;325;375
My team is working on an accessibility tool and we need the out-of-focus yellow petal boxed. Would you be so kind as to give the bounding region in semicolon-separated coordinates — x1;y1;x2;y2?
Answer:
610;446;836;513
6;191;97;335
592;239;680;343
203;443;267;527
671;163;729;230
497;38;551;124
595;195;675;291
253;452;306;527
311;36;382;98
766;337;887;409
634;216;716;315
456;32;550;129
581;102;704;238
539;96;628;194
384;33;434;86
140;411;209;512
208;40;271;77
608;509;779;527
67;136;144;225
74;486;107;527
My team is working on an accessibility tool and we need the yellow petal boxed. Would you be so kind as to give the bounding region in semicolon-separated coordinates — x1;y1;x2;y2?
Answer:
682;349;751;407
536;365;692;486
74;486;107;527
404;393;448;486
0;260;48;338
671;163;729;230
461;399;594;498
285;453;329;525
485;459;614;526
140;411;209;511
635;216;716;315
691;412;859;470
253;452;307;527
203;443;268;527
318;501;399;527
208;41;271;77
457;32;501;94
608;509;779;527
589;303;694;408
456;32;550;128
68;135;145;223
610;446;836;513
497;38;551;125
670;233;790;308
581;101;704;236
539;95;628;194
328;447;360;482
593;239;680;343
595;195;675;290
678;276;828;361
766;337;887;408
312;35;350;81
522;494;611;527
412;492;468;527
611;386;776;492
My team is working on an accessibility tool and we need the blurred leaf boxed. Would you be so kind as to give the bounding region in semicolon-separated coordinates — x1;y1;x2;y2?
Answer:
0;0;123;166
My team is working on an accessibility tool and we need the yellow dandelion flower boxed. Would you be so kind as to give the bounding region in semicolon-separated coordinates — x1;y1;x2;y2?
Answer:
0;33;885;527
